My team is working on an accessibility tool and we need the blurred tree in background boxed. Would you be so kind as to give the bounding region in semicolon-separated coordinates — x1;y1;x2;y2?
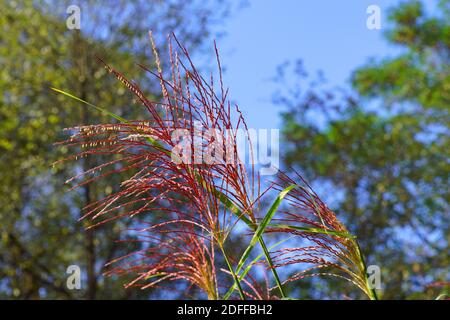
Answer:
276;0;448;299
0;0;233;299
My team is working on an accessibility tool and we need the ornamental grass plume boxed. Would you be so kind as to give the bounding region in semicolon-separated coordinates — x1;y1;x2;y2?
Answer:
104;223;219;299
54;33;378;300
267;172;377;300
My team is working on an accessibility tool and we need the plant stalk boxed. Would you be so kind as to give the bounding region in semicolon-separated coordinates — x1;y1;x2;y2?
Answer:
356;241;378;300
219;243;246;300
258;237;286;298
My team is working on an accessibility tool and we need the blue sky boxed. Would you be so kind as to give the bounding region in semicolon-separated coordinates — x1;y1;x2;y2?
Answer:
214;0;434;129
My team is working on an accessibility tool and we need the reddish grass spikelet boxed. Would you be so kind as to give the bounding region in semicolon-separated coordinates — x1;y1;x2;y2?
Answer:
57;33;258;297
105;223;218;299
266;172;376;299
57;33;376;300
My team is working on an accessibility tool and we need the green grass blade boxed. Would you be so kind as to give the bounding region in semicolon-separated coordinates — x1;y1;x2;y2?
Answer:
212;188;254;227
219;244;246;300
223;236;294;300
225;185;296;298
51;87;128;123
435;293;449;300
235;185;296;275
203;182;289;298
267;224;356;238
258;237;285;297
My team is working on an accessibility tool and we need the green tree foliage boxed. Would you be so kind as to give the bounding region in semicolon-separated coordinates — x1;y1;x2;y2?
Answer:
276;0;449;299
0;0;231;299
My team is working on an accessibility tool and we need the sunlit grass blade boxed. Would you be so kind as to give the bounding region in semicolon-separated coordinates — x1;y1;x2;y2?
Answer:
230;185;297;298
235;185;296;273
51;87;128;123
267;224;356;238
219;243;246;300
223;236;294;300
435;293;449;300
211;187;254;227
